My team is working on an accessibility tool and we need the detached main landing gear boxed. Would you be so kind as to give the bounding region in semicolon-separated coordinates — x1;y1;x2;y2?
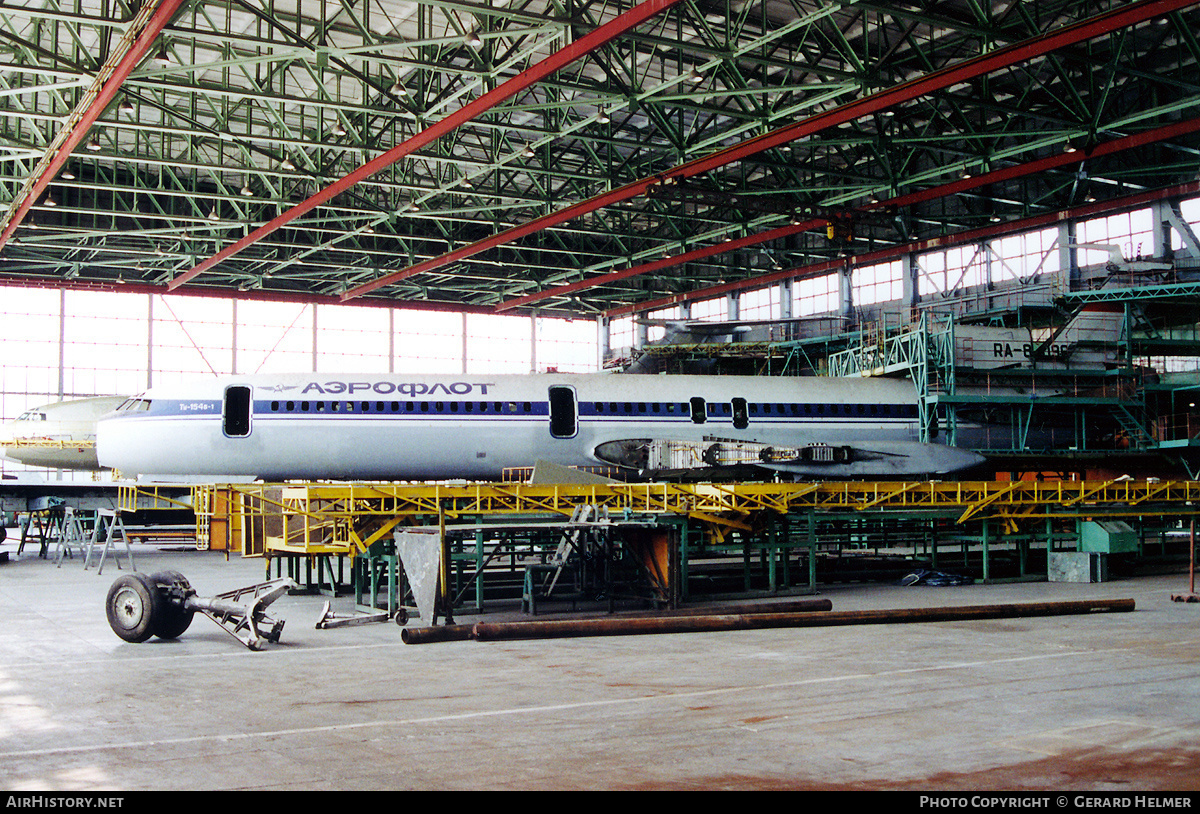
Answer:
106;571;297;651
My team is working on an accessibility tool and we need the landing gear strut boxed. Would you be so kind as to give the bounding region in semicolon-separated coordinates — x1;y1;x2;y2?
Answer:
105;571;297;650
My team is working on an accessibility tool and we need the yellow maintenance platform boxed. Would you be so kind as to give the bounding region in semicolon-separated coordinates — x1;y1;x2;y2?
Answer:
150;478;1200;549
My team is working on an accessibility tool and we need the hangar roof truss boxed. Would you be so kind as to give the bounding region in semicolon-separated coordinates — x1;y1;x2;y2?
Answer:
1;0;1198;316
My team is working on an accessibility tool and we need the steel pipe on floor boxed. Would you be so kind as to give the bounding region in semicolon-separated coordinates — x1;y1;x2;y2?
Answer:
467;599;1135;642
400;624;476;644
399;597;834;644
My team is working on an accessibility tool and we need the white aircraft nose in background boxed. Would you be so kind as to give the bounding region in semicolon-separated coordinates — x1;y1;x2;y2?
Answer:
0;396;128;470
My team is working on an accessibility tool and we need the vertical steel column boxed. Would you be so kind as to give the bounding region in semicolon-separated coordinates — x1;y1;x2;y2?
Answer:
146;294;154;390
678;519;690;603
474;529;485;614
57;289;66;400
807;513;817;592
982;518;991;583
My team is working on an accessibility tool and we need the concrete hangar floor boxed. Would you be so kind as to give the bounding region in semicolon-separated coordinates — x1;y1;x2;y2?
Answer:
0;541;1198;792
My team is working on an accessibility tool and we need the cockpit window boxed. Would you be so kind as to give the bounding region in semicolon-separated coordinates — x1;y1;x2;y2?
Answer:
16;411;47;422
117;398;152;412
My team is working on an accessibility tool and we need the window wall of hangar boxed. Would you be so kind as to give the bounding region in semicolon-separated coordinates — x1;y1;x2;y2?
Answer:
605;195;1200;356
0;288;599;476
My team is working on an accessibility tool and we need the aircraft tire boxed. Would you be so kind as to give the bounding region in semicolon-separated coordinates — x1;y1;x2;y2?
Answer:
105;573;165;643
149;570;196;640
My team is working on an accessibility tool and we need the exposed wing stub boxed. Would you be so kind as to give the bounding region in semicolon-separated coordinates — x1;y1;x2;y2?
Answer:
594;438;984;479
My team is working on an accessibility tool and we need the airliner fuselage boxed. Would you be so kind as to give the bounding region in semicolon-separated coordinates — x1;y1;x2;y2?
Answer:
96;372;983;480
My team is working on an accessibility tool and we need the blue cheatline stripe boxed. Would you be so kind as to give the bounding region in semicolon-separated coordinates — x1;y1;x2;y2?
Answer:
132;398;920;421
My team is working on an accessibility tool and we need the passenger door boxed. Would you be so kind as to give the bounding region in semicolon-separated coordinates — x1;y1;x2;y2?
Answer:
548;386;577;439
223;385;253;437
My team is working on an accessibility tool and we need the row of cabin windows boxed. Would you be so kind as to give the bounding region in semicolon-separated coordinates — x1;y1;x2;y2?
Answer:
228;384;915;439
263;398;916;419
269;400;536;414
589;401;915;418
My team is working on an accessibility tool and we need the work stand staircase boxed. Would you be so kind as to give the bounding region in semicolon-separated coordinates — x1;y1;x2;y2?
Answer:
1113;400;1157;450
826;313;956;444
525;504;600;612
523;504;646;614
543;504;603;596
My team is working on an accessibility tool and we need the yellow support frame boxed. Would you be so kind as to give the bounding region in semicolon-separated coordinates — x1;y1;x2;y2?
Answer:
182;479;1200;557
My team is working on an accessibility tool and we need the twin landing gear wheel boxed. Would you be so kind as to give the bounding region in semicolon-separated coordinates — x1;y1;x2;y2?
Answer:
105;571;296;650
105;571;195;643
105;573;164;643
150;570;196;639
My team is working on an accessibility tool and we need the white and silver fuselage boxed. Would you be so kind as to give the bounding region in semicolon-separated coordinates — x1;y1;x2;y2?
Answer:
96;372;982;480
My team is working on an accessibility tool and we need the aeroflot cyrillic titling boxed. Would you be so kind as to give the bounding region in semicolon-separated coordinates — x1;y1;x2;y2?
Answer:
300;381;497;396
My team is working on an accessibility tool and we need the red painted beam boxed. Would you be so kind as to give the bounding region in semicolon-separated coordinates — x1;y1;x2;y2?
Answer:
501;116;1200;314
0;275;499;314
496;219;823;312
167;0;684;292
500;115;1200;311
603;176;1200;320
0;0;188;250
341;0;1199;303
